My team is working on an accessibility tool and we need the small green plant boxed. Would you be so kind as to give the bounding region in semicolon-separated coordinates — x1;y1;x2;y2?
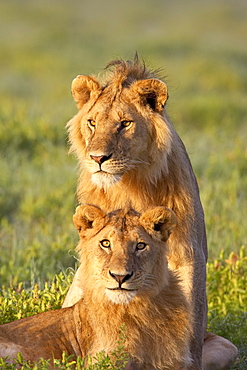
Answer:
207;246;247;316
0;272;73;324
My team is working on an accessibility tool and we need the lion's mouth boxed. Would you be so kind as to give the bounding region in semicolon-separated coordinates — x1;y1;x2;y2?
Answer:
107;287;136;292
95;168;123;176
95;169;108;175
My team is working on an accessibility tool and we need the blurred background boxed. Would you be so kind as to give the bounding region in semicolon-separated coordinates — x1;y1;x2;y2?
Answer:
0;0;246;287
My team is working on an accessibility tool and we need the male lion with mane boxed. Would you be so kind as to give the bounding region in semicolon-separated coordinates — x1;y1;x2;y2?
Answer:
64;57;238;369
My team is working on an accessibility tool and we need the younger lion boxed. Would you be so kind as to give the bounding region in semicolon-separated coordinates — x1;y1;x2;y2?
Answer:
0;205;192;369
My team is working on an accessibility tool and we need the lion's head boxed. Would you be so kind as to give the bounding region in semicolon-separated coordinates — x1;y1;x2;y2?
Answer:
67;58;174;190
73;204;177;305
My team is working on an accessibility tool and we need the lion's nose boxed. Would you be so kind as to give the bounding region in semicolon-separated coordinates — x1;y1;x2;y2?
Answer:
90;153;112;164
109;271;133;285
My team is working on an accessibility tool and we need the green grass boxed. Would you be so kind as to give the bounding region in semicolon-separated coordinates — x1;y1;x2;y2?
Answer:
0;250;246;369
0;0;246;368
207;247;247;369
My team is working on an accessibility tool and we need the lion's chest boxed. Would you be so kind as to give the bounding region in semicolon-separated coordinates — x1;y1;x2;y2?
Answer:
85;298;190;370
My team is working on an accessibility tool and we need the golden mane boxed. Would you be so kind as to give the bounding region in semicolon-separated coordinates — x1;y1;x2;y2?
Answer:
103;56;162;90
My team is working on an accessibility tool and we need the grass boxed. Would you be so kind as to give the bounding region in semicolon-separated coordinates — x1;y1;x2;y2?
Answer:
0;0;246;368
0;249;246;368
207;247;247;369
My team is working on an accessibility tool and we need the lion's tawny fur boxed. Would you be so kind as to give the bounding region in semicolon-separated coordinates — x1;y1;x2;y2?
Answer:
0;205;193;369
64;58;239;369
65;58;208;367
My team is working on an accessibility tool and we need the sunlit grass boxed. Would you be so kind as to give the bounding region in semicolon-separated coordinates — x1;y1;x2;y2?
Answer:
0;250;246;368
0;0;246;367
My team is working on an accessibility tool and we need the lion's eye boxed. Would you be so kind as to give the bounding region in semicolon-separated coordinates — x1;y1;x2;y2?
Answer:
87;119;96;128
100;239;111;249
136;242;147;251
120;120;132;129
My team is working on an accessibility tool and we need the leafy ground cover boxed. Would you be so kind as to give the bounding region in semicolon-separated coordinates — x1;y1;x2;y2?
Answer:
0;0;246;368
0;248;246;369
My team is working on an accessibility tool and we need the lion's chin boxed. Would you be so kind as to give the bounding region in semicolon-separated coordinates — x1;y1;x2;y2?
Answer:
91;172;123;189
105;289;137;305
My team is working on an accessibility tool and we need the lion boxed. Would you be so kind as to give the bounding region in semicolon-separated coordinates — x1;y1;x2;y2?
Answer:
0;205;238;369
64;57;238;368
0;205;192;369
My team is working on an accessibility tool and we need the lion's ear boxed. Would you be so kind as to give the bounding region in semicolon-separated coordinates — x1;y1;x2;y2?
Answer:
140;206;177;241
73;204;106;235
130;79;168;113
71;75;102;109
